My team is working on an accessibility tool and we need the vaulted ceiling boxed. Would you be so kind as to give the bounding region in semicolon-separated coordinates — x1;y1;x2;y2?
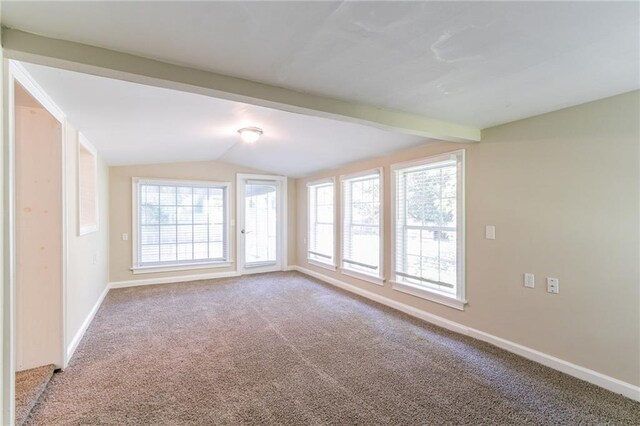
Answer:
22;62;430;177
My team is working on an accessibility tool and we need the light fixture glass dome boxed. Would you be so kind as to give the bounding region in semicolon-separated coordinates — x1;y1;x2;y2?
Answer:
237;127;263;143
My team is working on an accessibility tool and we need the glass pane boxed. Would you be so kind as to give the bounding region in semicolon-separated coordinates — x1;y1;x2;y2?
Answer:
244;183;277;264
440;198;456;227
159;186;176;205
160;244;177;262
177;206;192;224
177;187;192;206
317;205;333;223
177;243;192;260
141;185;159;205
396;161;459;293
141;245;159;263
209;242;223;259
160;225;176;244
209;224;223;242
194;243;208;260
141;205;159;225
348;225;378;267
193;225;208;243
160;206;176;224
139;181;228;265
177;225;192;243
421;256;439;283
439;231;457;285
141;225;159;244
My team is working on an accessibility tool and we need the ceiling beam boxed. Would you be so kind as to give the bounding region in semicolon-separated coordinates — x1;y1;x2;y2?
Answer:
1;28;481;142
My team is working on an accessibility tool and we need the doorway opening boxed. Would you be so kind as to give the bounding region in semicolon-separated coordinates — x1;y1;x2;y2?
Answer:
10;65;66;426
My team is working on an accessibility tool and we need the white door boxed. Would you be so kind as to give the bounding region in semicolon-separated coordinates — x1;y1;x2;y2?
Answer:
237;174;287;274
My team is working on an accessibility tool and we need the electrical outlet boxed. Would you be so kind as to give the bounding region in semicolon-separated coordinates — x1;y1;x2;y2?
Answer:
122;233;128;241
547;277;559;294
524;273;535;288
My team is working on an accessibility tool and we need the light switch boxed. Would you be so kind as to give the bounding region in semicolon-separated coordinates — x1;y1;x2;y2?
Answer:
485;225;496;240
547;277;559;294
122;233;128;241
524;273;535;288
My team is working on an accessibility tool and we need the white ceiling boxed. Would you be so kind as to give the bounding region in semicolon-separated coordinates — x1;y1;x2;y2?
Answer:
3;1;639;128
22;62;430;177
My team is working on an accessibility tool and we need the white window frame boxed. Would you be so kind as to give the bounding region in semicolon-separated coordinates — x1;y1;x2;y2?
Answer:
390;150;466;310
131;177;232;274
339;167;384;286
78;133;99;236
236;173;288;275
307;177;337;271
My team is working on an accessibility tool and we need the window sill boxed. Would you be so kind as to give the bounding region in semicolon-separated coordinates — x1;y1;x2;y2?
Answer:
391;280;466;311
340;268;384;286
308;258;337;271
131;261;233;275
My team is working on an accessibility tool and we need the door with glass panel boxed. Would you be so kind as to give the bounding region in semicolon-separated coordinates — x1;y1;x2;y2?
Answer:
238;175;286;273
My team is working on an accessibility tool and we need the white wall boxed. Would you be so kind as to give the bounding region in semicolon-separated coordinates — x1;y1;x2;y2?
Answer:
64;125;109;359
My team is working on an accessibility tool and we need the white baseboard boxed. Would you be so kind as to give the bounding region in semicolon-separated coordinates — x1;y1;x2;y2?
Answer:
292;265;640;402
108;270;241;289
65;283;110;366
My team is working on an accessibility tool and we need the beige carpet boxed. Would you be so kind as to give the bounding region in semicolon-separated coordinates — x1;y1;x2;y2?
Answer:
26;272;639;425
15;364;55;426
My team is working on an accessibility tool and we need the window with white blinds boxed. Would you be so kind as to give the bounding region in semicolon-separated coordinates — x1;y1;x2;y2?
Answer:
307;179;335;267
392;151;465;306
134;178;229;269
341;169;383;281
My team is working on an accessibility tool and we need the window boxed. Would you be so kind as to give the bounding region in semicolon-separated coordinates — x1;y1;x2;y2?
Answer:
307;178;336;268
341;169;383;284
133;178;230;272
78;134;98;235
392;150;465;310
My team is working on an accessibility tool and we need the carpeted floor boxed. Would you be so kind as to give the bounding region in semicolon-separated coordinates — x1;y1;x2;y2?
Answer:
26;272;639;425
15;364;55;426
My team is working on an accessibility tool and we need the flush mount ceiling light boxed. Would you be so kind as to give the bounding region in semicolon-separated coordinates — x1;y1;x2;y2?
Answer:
237;127;263;143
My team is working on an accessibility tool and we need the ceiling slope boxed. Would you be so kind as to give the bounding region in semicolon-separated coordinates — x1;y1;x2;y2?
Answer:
22;62;433;177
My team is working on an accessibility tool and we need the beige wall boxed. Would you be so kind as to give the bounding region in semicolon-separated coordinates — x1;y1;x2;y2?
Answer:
64;125;109;351
296;91;640;387
109;160;296;283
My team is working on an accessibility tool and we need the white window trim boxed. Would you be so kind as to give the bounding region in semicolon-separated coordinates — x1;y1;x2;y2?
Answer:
78;133;99;236
306;177;337;268
339;167;384;285
308;258;338;271
131;261;233;275
340;267;384;286
131;177;231;272
390;150;467;310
